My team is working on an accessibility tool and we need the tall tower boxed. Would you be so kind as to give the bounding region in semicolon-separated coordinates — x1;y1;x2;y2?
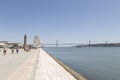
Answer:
24;34;27;48
34;35;41;48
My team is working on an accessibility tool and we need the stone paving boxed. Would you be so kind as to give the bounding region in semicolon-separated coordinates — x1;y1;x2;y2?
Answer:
0;48;86;80
0;48;38;80
35;48;77;80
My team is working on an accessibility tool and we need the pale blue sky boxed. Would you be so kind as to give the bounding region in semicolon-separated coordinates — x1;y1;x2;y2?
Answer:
0;0;120;44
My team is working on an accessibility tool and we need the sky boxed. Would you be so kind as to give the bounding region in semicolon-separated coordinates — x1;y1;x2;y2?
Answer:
0;0;120;44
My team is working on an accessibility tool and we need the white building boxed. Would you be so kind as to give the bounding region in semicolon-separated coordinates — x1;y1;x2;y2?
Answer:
0;43;6;48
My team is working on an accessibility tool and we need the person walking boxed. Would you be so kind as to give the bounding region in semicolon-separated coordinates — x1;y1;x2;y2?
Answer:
11;48;14;54
3;48;6;55
16;48;19;53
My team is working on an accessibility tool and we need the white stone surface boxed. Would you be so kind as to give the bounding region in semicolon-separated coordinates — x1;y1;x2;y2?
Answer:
0;48;85;80
35;48;77;80
0;48;38;80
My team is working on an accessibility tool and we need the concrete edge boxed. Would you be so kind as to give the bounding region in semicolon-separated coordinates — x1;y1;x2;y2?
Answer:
42;48;87;80
31;49;40;80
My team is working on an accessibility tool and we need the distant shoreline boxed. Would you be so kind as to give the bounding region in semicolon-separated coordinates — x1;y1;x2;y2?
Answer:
75;43;120;47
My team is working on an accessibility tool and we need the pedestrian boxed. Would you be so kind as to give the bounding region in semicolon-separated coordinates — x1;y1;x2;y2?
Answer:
29;47;31;52
11;48;14;54
3;48;6;55
16;48;19;53
24;48;26;52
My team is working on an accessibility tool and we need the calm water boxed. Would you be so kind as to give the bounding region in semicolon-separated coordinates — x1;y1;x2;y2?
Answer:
43;47;120;80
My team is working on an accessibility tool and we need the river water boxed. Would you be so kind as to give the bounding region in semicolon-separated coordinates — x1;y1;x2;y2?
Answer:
43;47;120;80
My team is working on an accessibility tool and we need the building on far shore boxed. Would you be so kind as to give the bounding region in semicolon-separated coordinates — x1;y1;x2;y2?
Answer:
0;43;6;48
0;41;23;48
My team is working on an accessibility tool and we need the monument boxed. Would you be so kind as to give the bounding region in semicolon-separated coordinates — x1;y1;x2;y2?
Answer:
34;35;41;48
23;34;27;48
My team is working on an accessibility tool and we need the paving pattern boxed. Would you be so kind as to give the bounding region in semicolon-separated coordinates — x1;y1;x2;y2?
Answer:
35;48;77;80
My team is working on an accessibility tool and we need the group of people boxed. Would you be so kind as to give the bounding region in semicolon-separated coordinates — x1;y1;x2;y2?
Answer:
2;47;31;55
3;47;19;55
1;47;31;55
11;48;19;54
24;47;31;52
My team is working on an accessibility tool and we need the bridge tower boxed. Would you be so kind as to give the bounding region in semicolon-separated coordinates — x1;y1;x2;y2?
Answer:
106;41;108;44
56;40;58;47
89;40;91;45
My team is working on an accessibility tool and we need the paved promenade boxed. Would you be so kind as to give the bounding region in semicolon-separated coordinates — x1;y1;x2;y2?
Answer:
0;48;86;80
35;48;86;80
0;49;38;80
